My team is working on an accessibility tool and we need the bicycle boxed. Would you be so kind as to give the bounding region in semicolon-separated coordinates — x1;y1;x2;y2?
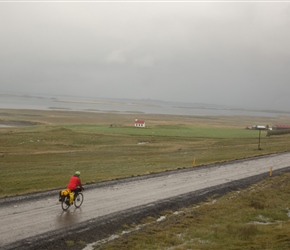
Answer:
61;191;84;211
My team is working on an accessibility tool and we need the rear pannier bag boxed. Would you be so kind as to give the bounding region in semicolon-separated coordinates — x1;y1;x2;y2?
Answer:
59;189;70;202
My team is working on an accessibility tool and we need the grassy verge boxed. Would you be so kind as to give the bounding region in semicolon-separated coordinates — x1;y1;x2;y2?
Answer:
1;109;290;197
95;173;290;250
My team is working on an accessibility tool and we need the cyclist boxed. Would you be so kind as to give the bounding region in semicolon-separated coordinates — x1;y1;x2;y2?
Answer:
67;171;84;201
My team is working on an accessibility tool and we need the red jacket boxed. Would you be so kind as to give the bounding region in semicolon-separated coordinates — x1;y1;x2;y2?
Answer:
67;175;83;191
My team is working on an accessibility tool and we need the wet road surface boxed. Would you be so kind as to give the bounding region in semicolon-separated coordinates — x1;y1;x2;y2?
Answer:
1;152;290;249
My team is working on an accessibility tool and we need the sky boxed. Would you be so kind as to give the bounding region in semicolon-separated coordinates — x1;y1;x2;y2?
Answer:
1;1;290;111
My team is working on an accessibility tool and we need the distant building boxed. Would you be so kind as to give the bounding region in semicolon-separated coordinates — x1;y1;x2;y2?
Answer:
272;124;290;130
134;119;145;128
251;125;269;130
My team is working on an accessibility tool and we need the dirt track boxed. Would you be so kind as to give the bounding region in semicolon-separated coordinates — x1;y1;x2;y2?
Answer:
1;152;290;250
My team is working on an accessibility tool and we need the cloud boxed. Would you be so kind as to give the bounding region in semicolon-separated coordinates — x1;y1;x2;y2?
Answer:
133;55;155;67
106;49;127;64
0;2;290;111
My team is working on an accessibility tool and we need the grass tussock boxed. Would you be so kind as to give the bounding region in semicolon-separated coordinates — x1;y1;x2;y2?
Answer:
95;173;290;250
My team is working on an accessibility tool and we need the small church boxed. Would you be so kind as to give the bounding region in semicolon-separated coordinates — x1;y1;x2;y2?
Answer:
134;119;145;128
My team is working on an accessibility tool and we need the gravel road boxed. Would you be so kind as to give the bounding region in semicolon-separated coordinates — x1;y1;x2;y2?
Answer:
1;152;290;250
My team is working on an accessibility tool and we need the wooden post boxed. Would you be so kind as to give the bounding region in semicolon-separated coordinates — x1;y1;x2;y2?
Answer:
270;167;273;177
193;158;196;167
258;129;261;150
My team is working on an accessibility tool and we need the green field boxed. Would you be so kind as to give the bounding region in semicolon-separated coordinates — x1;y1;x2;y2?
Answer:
1;109;290;197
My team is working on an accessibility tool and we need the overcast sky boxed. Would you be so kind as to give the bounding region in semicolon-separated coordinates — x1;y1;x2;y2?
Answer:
1;1;290;110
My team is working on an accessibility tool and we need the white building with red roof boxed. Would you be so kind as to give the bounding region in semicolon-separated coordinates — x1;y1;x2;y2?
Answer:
134;119;145;128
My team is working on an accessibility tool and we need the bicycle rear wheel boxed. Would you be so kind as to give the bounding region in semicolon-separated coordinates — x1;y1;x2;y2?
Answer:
74;193;84;208
61;196;70;211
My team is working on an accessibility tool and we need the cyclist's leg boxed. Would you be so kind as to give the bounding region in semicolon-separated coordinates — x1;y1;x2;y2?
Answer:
68;190;75;204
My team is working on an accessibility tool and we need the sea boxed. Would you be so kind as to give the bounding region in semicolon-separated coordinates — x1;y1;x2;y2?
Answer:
0;93;289;118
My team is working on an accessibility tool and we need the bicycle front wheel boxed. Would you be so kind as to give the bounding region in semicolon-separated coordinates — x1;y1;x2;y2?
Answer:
74;193;84;208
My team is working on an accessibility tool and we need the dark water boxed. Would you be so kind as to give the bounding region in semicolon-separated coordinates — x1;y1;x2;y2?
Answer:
0;93;288;117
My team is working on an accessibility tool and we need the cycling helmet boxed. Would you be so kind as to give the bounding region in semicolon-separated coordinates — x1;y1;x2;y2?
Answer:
75;171;81;176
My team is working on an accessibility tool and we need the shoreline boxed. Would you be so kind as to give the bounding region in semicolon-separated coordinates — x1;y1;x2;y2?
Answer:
1;93;290;118
1;108;290;129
